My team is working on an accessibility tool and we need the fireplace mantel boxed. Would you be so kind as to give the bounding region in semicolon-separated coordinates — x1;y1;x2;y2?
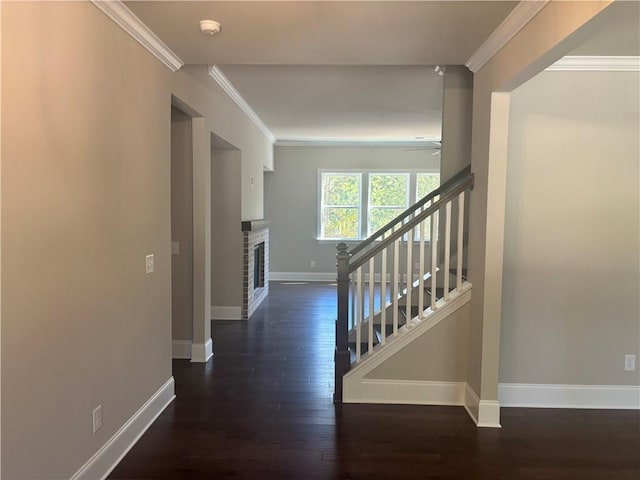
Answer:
242;219;269;232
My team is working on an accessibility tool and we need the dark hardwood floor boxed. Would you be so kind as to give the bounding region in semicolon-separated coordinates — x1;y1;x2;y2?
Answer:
109;282;640;480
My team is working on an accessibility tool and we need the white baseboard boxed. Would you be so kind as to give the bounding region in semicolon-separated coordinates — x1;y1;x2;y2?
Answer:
344;379;465;405
172;340;191;359
477;400;501;427
499;383;640;410
210;305;242;320
70;377;175;480
191;337;213;363
270;271;336;282
464;384;501;428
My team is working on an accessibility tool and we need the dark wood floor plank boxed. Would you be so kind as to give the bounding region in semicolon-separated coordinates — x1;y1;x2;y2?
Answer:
109;282;640;480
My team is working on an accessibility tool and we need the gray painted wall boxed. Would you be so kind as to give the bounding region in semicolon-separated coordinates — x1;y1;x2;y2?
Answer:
1;2;273;477
171;107;194;341
440;65;473;183
500;71;640;386
366;303;470;381
265;146;439;275
211;149;243;309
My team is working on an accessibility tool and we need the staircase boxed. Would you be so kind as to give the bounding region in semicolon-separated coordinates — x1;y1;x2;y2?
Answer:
334;166;474;403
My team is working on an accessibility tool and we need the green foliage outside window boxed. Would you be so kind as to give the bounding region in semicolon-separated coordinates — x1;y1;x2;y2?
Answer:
417;174;440;200
369;174;408;235
416;173;440;241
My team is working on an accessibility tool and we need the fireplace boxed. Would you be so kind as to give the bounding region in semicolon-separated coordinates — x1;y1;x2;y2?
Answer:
254;242;265;289
242;220;269;319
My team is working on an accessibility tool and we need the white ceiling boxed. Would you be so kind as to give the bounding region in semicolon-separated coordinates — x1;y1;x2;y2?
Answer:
124;1;519;143
125;1;517;66
219;65;444;142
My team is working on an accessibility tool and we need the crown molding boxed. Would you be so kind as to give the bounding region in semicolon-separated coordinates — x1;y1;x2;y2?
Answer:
466;1;550;73
275;139;439;147
208;66;277;144
546;56;640;72
90;0;184;72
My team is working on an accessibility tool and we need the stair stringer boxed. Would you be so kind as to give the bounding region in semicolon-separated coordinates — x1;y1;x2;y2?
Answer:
343;282;471;404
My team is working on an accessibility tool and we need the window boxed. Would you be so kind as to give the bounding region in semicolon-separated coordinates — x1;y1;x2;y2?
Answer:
415;173;440;241
416;173;440;201
368;174;409;236
319;170;439;241
319;173;362;240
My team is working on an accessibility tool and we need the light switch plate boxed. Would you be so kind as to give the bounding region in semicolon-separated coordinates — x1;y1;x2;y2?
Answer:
624;354;636;371
145;254;155;274
171;241;180;255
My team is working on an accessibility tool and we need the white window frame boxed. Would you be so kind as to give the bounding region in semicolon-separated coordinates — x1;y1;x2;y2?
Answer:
318;171;363;241
317;169;439;243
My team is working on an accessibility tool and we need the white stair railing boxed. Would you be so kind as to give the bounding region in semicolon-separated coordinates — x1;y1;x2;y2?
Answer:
334;168;473;402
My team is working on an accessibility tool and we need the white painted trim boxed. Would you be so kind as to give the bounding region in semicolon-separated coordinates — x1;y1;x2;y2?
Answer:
172;340;191;359
70;377;175;480
499;383;640;410
344;379;465;405
463;383;501;428
466;1;550;73
191;338;213;363
90;1;184;72
477;400;501;428
464;383;480;424
208;66;277;144
546;56;640;72
210;306;242;320
270;272;336;282
276;139;439;147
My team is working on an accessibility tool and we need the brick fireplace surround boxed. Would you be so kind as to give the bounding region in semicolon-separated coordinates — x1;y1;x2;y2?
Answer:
241;220;269;319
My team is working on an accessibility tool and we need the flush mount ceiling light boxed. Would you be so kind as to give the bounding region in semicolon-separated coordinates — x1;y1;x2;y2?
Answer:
200;20;221;36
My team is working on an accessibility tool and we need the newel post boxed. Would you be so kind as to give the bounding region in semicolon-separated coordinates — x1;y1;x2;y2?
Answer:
334;242;351;403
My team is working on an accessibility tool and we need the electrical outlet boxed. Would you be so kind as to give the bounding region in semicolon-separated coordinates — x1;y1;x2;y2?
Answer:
145;254;155;274
93;405;102;434
624;354;636;371
171;241;180;255
310;260;316;268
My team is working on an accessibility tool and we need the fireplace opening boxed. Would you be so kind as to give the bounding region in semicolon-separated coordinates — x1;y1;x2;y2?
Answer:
254;242;265;289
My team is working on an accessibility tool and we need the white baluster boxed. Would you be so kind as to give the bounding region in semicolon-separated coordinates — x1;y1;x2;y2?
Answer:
418;217;425;318
368;257;375;354
457;191;465;292
431;209;438;311
406;225;413;327
393;238;399;336
350;277;355;331
356;266;362;362
380;237;387;345
444;201;451;301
